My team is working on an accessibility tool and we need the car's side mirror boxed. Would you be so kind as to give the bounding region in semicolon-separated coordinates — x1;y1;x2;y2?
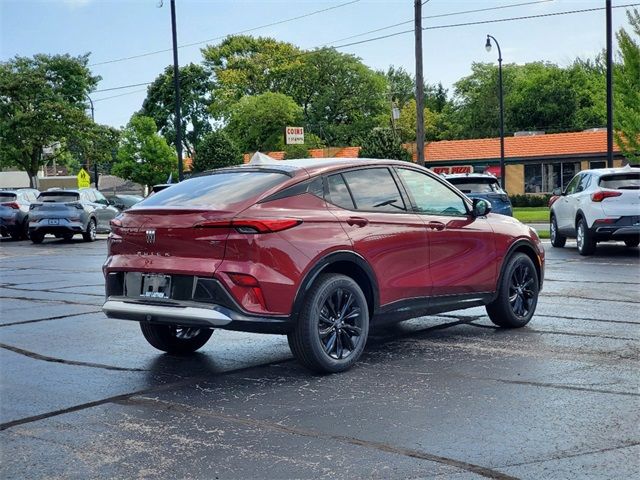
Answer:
552;187;563;196
472;198;492;217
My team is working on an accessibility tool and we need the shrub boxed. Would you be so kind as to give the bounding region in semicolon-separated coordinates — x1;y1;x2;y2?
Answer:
509;194;553;207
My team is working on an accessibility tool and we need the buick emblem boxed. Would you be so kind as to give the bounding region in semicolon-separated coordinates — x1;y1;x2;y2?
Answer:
145;229;156;244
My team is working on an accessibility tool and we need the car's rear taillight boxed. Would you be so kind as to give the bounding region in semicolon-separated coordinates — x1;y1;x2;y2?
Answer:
65;203;84;209
1;202;20;209
591;190;622;202
196;218;302;234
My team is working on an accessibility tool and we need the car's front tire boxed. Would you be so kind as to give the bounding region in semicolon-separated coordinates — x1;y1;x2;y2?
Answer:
30;232;44;244
82;219;97;242
550;215;566;248
139;323;213;354
288;274;369;374
486;253;539;328
576;217;596;256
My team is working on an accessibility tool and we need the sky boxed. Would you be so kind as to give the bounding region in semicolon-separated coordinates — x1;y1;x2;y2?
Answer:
1;0;636;129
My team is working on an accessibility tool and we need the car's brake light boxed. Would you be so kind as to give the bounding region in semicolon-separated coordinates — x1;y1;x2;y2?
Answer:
1;202;19;209
110;218;123;228
196;218;302;234
591;190;622;202
226;273;266;309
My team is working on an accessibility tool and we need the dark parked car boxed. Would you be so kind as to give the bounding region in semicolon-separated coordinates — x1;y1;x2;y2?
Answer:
29;188;119;243
444;173;513;216
105;194;144;211
0;188;40;239
103;158;544;373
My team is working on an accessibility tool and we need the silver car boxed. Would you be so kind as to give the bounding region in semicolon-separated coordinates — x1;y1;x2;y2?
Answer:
0;188;40;240
29;188;119;244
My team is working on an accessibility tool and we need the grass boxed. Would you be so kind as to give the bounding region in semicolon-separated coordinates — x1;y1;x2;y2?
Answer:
536;229;550;239
513;207;549;223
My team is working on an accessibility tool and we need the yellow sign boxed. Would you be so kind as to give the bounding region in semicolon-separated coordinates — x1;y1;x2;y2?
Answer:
77;168;91;188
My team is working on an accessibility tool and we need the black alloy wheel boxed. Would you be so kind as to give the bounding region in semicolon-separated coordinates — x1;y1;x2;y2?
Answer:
486;253;539;328
288;274;369;373
139;323;213;354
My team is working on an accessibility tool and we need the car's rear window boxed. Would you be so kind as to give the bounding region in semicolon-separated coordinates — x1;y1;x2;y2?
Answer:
137;172;287;208
0;193;17;202
599;173;640;190
38;192;80;202
447;178;500;193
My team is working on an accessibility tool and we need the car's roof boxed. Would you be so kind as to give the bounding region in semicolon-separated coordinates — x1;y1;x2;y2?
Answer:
444;173;498;180
214;157;426;178
580;165;640;177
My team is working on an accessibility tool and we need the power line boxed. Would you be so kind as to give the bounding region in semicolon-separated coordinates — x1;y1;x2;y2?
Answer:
88;0;361;67
92;2;639;98
322;0;554;47
93;88;149;102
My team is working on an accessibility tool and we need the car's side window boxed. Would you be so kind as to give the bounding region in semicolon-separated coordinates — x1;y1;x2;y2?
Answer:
327;174;355;210
564;174;581;195
341;168;406;212
81;190;94;202
396;168;468;217
94;190;108;205
576;174;590;193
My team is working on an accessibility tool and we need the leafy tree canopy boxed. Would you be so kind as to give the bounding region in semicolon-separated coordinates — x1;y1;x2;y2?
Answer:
397;99;439;143
225;92;302;153
614;8;640;163
0;53;99;186
359;128;411;162
140;63;213;159
112;115;176;189
192;130;242;172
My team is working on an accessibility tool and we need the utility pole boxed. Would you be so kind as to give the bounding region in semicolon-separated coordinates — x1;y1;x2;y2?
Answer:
605;0;614;168
170;0;184;181
86;93;98;189
414;0;425;166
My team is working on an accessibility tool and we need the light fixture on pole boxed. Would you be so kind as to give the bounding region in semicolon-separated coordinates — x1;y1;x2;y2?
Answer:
485;34;506;190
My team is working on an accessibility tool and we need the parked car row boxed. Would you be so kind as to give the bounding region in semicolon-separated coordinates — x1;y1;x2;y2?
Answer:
0;187;143;243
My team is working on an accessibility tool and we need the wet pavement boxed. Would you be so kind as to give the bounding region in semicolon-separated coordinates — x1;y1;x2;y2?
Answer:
0;235;638;479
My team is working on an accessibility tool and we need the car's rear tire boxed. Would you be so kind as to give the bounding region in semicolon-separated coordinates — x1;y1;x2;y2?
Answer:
624;239;639;248
30;232;44;244
82;219;96;242
550;215;566;248
288;274;369;374
576;217;596;256
139;323;213;354
486;253;539;328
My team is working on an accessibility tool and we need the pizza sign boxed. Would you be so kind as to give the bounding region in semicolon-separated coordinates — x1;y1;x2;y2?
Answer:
431;165;473;175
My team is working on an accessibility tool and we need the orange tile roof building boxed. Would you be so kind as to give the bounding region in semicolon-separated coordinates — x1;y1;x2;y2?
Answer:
244;130;630;195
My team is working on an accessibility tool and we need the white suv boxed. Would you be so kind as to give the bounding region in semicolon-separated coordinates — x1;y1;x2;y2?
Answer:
550;165;640;255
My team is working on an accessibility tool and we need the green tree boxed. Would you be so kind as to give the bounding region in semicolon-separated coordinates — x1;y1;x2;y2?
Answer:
140;63;213;159
202;35;303;119
0;54;99;186
288;49;388;145
359;128;411;161
225;92;302;152
383;65;415;108
112;115;176;189
615;8;640;163
65;124;121;176
397;99;439;142
192;130;242;172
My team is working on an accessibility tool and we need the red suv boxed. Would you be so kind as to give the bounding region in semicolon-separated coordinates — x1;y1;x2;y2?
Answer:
103;159;544;373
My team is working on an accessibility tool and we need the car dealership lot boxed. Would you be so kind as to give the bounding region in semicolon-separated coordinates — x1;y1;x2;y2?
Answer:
0;237;638;479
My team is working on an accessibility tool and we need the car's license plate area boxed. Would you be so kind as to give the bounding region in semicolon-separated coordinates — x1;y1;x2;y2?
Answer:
141;274;171;299
48;219;60;226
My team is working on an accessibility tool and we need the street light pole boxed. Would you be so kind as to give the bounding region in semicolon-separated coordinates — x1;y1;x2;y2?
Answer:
414;0;425;166
85;93;99;189
486;34;506;190
170;0;183;181
605;0;614;168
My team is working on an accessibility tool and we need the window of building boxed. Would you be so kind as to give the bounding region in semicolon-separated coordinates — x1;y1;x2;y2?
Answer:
524;162;580;193
590;161;606;169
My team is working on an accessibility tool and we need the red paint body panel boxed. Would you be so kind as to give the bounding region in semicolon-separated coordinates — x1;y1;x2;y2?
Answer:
104;159;544;321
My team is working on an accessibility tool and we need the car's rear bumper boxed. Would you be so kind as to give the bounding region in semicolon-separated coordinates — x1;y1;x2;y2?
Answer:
103;273;292;334
29;219;85;236
591;216;640;241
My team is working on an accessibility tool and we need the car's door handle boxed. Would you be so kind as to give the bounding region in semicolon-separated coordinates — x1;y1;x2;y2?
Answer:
346;217;369;227
426;221;445;231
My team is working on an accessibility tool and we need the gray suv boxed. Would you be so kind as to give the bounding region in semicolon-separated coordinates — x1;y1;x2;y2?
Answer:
29;188;119;244
0;188;40;240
